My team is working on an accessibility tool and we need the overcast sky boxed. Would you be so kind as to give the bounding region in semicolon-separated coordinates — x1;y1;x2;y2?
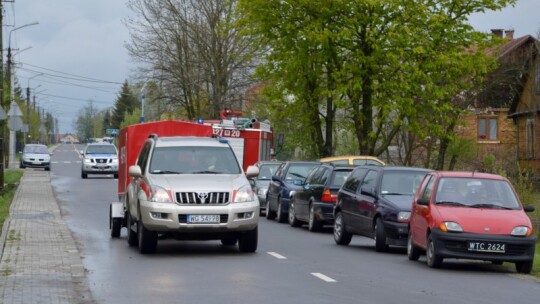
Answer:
5;0;540;134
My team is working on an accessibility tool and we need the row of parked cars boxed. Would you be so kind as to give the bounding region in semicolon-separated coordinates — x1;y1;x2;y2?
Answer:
249;156;536;274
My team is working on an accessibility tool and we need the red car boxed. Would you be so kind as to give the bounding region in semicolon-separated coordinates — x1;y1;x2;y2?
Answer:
408;171;536;273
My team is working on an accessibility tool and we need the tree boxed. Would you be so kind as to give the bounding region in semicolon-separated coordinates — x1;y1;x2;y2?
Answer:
112;81;140;128
75;101;100;142
125;0;260;120
239;0;516;164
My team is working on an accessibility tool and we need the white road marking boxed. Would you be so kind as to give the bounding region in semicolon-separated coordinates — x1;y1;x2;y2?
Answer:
267;252;287;259
311;273;337;283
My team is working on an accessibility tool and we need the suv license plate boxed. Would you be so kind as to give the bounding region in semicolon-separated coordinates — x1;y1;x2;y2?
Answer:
467;241;506;253
187;214;220;224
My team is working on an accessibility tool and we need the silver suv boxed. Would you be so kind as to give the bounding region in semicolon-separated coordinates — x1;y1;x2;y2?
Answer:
80;143;119;179
125;135;260;254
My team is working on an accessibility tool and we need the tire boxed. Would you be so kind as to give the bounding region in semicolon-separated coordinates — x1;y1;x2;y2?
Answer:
137;219;158;254
407;233;421;261
113;174;119;179
515;260;533;274
110;218;121;238
221;237;238;246
374;218;389;252
276;199;287;223
81;172;88;179
288;199;301;227
266;199;276;220
308;204;323;232
238;227;258;253
126;212;138;247
19;163;24;169
45;166;51;171
426;235;442;268
333;211;352;245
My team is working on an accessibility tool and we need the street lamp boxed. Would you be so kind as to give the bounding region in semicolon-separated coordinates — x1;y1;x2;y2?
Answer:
6;21;39;168
140;80;150;123
26;74;43;144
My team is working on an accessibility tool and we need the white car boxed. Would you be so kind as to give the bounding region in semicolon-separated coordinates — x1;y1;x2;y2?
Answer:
19;144;51;171
80;143;118;179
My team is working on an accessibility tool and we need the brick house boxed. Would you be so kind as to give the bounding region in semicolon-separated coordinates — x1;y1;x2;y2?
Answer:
454;30;539;175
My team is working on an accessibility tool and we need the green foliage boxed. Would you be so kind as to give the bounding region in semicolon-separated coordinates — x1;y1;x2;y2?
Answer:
113;80;140;129
120;108;142;129
0;170;24;229
238;0;515;159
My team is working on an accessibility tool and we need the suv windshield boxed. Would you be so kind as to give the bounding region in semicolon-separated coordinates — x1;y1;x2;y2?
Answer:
149;146;241;174
86;145;117;154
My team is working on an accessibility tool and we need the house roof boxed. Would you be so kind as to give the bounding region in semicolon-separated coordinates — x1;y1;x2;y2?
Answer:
477;34;538;111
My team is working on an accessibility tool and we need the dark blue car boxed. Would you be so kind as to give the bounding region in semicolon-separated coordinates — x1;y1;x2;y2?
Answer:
289;164;354;231
266;161;320;223
334;166;430;252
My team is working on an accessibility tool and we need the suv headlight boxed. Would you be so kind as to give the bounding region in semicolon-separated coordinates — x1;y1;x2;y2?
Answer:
233;185;255;203
83;157;93;164
150;185;173;203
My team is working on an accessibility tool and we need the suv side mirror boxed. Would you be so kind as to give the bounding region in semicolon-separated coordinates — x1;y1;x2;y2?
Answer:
245;165;260;178
128;165;142;178
79;150;84;155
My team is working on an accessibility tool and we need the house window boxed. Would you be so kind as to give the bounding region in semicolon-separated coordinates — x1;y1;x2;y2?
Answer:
477;117;498;140
526;119;534;159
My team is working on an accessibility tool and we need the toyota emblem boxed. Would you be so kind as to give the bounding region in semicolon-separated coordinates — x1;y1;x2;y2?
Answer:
197;192;209;203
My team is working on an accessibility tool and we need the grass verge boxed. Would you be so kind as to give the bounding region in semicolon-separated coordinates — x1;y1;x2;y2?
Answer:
0;169;24;229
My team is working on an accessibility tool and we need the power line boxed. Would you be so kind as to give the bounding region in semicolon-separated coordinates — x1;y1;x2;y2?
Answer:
36;92;115;106
20;62;124;84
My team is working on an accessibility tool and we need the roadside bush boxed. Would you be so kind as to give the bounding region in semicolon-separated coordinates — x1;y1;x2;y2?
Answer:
0;170;24;228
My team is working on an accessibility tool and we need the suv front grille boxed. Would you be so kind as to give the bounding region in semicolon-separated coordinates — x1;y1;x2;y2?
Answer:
175;192;230;205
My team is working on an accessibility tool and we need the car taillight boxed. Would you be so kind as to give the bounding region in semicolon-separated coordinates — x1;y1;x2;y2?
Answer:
321;189;337;203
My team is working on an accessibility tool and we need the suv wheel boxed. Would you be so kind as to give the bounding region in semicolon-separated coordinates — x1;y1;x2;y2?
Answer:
407;233;421;261
288;199;301;227
374;218;389;252
426;235;442;268
266;199;276;220
81;172;88;179
276;199;287;223
238;227;258;253
308;204;323;232
126;212;138;247
333;211;352;245
137;219;158;254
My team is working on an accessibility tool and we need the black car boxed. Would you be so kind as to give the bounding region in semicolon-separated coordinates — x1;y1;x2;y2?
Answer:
334;166;430;252
288;164;354;231
266;161;320;223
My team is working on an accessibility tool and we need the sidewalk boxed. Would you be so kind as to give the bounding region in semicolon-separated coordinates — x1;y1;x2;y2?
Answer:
0;169;94;303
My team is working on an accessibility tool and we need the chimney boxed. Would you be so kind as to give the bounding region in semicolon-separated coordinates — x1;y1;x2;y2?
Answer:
505;29;514;40
491;29;504;38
